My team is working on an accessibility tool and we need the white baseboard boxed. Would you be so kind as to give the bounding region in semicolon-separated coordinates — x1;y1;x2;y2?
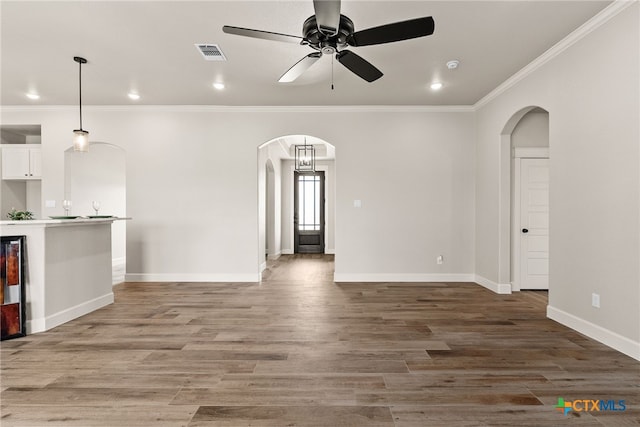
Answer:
27;293;114;334
325;249;335;254
333;273;474;283
260;262;267;272
510;280;521;292
124;273;260;282
267;252;281;260
112;257;126;285
26;318;45;334
281;249;294;255
474;275;512;294
547;305;640;361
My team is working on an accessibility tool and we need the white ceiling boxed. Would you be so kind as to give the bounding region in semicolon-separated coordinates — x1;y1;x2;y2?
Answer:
1;0;611;106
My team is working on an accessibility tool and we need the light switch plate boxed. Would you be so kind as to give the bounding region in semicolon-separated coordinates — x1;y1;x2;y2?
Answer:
45;200;56;208
353;200;362;208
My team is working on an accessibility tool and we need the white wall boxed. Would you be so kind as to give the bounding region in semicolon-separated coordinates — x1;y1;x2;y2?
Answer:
1;180;27;218
0;107;475;284
265;160;276;256
475;3;639;358
334;112;476;280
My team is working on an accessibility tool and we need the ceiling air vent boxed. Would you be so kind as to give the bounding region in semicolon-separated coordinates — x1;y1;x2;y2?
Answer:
195;44;227;61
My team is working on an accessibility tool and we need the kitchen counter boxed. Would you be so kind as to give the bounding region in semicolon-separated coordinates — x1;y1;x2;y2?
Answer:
1;217;126;226
0;217;128;333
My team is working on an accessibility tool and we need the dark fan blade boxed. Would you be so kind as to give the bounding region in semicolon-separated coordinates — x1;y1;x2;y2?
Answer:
347;16;435;47
336;50;383;82
313;0;341;36
223;25;303;44
279;52;322;83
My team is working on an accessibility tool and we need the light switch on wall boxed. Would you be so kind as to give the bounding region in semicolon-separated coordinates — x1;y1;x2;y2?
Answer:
353;200;362;208
45;200;56;208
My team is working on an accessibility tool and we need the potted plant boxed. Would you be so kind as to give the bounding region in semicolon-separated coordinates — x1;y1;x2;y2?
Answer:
6;209;34;221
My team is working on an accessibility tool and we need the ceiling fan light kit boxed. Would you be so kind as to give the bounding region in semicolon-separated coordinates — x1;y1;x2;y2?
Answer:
223;0;434;84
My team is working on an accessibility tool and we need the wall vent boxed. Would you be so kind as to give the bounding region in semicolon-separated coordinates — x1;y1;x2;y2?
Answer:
195;44;227;61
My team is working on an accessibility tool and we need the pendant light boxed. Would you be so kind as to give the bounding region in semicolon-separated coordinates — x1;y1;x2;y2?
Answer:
72;56;89;152
294;138;315;172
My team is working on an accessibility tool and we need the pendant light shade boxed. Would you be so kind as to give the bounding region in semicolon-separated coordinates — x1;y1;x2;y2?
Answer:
72;129;89;152
73;56;89;152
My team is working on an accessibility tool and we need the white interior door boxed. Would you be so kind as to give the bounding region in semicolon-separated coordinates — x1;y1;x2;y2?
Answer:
519;158;549;290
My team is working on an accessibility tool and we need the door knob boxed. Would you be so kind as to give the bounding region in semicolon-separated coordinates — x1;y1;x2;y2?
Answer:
522;228;529;233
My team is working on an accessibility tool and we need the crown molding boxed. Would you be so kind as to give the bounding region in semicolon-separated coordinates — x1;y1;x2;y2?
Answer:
474;0;637;110
1;104;474;114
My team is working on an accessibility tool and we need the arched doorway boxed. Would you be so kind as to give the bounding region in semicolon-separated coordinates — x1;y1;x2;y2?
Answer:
257;135;336;278
499;106;550;292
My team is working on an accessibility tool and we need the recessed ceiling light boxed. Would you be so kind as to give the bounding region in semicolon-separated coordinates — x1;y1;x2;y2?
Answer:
128;93;140;100
430;82;443;90
26;92;40;100
213;82;225;90
446;60;460;70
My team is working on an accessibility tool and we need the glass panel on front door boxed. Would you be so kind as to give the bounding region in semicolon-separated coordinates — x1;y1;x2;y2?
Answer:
298;174;321;231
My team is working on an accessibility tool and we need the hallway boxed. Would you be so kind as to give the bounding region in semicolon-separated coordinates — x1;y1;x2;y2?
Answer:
261;254;335;283
1;255;637;426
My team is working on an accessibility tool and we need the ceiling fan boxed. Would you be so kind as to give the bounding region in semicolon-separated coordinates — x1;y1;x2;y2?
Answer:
222;0;434;83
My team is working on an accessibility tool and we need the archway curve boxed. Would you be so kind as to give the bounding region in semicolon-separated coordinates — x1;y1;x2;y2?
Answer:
497;105;550;291
501;106;549;135
257;134;336;278
64;141;127;153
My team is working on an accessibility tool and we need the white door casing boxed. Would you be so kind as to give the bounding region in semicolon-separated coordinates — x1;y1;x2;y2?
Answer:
515;157;549;290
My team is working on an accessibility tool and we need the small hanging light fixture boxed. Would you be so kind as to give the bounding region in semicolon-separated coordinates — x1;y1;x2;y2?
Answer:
294;138;315;172
72;56;89;152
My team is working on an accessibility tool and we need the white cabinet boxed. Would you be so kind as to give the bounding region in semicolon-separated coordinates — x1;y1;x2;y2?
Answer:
29;148;42;177
1;147;42;180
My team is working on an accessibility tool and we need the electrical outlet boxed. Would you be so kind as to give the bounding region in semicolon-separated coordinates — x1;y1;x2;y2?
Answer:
592;293;600;308
436;255;443;265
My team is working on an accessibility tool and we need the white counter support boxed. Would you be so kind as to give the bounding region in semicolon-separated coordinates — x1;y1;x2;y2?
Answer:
1;218;120;334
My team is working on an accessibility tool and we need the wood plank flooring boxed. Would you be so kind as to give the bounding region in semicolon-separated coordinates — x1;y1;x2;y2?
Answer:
1;254;638;426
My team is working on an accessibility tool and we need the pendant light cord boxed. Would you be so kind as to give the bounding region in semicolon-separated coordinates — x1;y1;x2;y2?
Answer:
78;59;83;130
331;55;334;91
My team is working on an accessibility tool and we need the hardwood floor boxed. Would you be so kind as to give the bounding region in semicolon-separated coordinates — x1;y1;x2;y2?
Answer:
1;254;638;426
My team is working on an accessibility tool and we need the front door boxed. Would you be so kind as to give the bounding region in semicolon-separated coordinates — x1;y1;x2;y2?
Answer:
519;158;549;289
294;171;325;254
